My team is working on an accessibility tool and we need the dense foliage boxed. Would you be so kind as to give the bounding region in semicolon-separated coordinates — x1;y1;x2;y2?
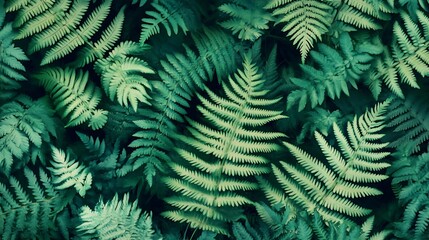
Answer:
1;0;429;239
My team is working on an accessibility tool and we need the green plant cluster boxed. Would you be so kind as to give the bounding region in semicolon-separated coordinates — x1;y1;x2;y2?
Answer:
1;0;429;239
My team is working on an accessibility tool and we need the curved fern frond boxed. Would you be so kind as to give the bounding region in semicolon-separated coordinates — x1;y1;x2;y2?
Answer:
76;193;154;240
140;0;199;43
0;4;28;100
11;0;124;66
95;41;155;112
265;0;334;62
48;146;92;197
162;53;286;235
219;0;273;41
0;95;57;174
0;168;63;240
262;100;391;223
126;28;238;187
34;67;108;130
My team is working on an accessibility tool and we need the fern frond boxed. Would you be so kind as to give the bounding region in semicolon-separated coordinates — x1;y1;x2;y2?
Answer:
73;5;125;67
12;0;124;66
15;0;71;40
369;11;429;98
41;0;112;65
140;0;199;43
126;28;238;187
77;193;154;240
262;100;391;222
0;95;57;174
287;33;382;111
386;92;429;154
265;0;334;62
162;53;286;235
0;168;63;240
34;67;108;130
48;146;92;197
219;0;273;41
389;151;429;238
95;41;155;112
0;10;28;100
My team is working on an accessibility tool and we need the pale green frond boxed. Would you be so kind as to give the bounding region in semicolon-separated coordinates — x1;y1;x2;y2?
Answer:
34;67;107;130
163;53;285;235
77;193;154;240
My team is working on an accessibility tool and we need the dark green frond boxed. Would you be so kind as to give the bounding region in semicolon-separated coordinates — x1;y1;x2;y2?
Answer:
389;150;429;238
0;95;57;174
386;92;429;154
287;33;382;111
126;28;238;187
219;0;273;41
0;5;28;100
0;168;63;240
34;67;108;130
140;0;200;43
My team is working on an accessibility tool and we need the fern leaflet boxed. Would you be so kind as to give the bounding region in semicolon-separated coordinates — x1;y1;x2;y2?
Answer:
140;0;199;43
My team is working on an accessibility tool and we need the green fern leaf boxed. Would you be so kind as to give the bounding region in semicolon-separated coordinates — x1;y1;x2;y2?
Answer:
386;92;429;154
34;67;108;130
287;33;381;111
126;28;238;187
0;95;57;174
369;11;429;98
219;0;273;41
162;53;286;235
0;168;63;240
76;193;154;240
0;5;28;100
140;0;199;43
72;5;125;67
48;146;92;197
41;0;112;65
262;100;391;223
265;0;334;62
12;0;124;66
95;41;155;112
389;150;429;238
